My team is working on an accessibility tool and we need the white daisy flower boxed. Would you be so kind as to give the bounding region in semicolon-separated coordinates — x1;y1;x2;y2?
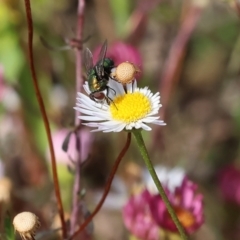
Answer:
74;79;166;132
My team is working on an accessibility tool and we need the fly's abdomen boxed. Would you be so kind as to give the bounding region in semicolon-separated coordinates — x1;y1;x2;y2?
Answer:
88;75;101;92
89;77;109;96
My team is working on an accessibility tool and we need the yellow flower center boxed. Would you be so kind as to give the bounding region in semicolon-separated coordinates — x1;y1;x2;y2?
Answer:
110;92;152;123
174;207;196;228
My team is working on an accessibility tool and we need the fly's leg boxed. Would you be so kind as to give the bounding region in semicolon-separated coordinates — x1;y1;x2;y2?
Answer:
89;93;97;102
105;86;118;109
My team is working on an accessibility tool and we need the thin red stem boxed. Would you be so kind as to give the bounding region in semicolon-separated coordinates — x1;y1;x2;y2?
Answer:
75;0;85;107
234;0;240;16
23;1;67;238
69;132;132;240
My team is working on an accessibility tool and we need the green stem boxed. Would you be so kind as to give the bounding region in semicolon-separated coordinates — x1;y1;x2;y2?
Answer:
132;129;188;240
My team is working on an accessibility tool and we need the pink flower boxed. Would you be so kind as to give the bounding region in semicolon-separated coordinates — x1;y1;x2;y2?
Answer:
148;178;204;234
218;165;240;204
122;190;160;240
93;41;143;75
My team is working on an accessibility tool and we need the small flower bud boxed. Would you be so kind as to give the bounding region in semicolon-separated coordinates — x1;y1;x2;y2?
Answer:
13;212;40;240
0;177;12;203
111;62;140;84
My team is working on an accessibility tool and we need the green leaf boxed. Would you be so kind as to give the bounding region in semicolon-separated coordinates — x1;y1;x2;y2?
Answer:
4;213;15;240
0;33;24;84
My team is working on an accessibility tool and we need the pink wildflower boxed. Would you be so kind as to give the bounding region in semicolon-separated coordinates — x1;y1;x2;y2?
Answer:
122;190;160;240
148;178;204;234
93;41;143;74
218;165;240;204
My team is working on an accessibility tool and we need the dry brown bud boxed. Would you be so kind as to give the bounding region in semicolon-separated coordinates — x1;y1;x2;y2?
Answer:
0;177;12;203
13;212;40;240
111;62;140;84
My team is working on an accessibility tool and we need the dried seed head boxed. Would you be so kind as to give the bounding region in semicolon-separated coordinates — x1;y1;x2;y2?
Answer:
0;177;12;203
13;212;40;240
112;62;140;84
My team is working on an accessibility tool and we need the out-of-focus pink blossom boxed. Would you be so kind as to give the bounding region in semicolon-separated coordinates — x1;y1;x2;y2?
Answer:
46;128;93;166
93;41;143;74
123;166;204;237
148;178;204;234
0;160;5;179
218;165;240;204
122;189;160;240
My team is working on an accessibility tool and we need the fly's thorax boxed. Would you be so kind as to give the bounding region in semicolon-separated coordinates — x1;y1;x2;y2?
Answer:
104;58;114;74
103;58;114;68
95;58;114;74
88;68;95;76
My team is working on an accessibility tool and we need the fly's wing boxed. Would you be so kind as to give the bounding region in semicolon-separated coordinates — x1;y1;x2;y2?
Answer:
83;48;93;74
95;40;107;78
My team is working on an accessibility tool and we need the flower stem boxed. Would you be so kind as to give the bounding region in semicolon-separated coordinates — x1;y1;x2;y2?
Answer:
132;129;188;240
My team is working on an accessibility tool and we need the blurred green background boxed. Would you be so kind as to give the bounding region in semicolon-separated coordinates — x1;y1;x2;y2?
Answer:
1;0;240;239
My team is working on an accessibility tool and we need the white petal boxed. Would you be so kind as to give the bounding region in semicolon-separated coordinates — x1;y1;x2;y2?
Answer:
79;116;105;121
126;81;133;93
143;116;160;123
153;120;166;125
134;122;142;129
141;123;152;131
